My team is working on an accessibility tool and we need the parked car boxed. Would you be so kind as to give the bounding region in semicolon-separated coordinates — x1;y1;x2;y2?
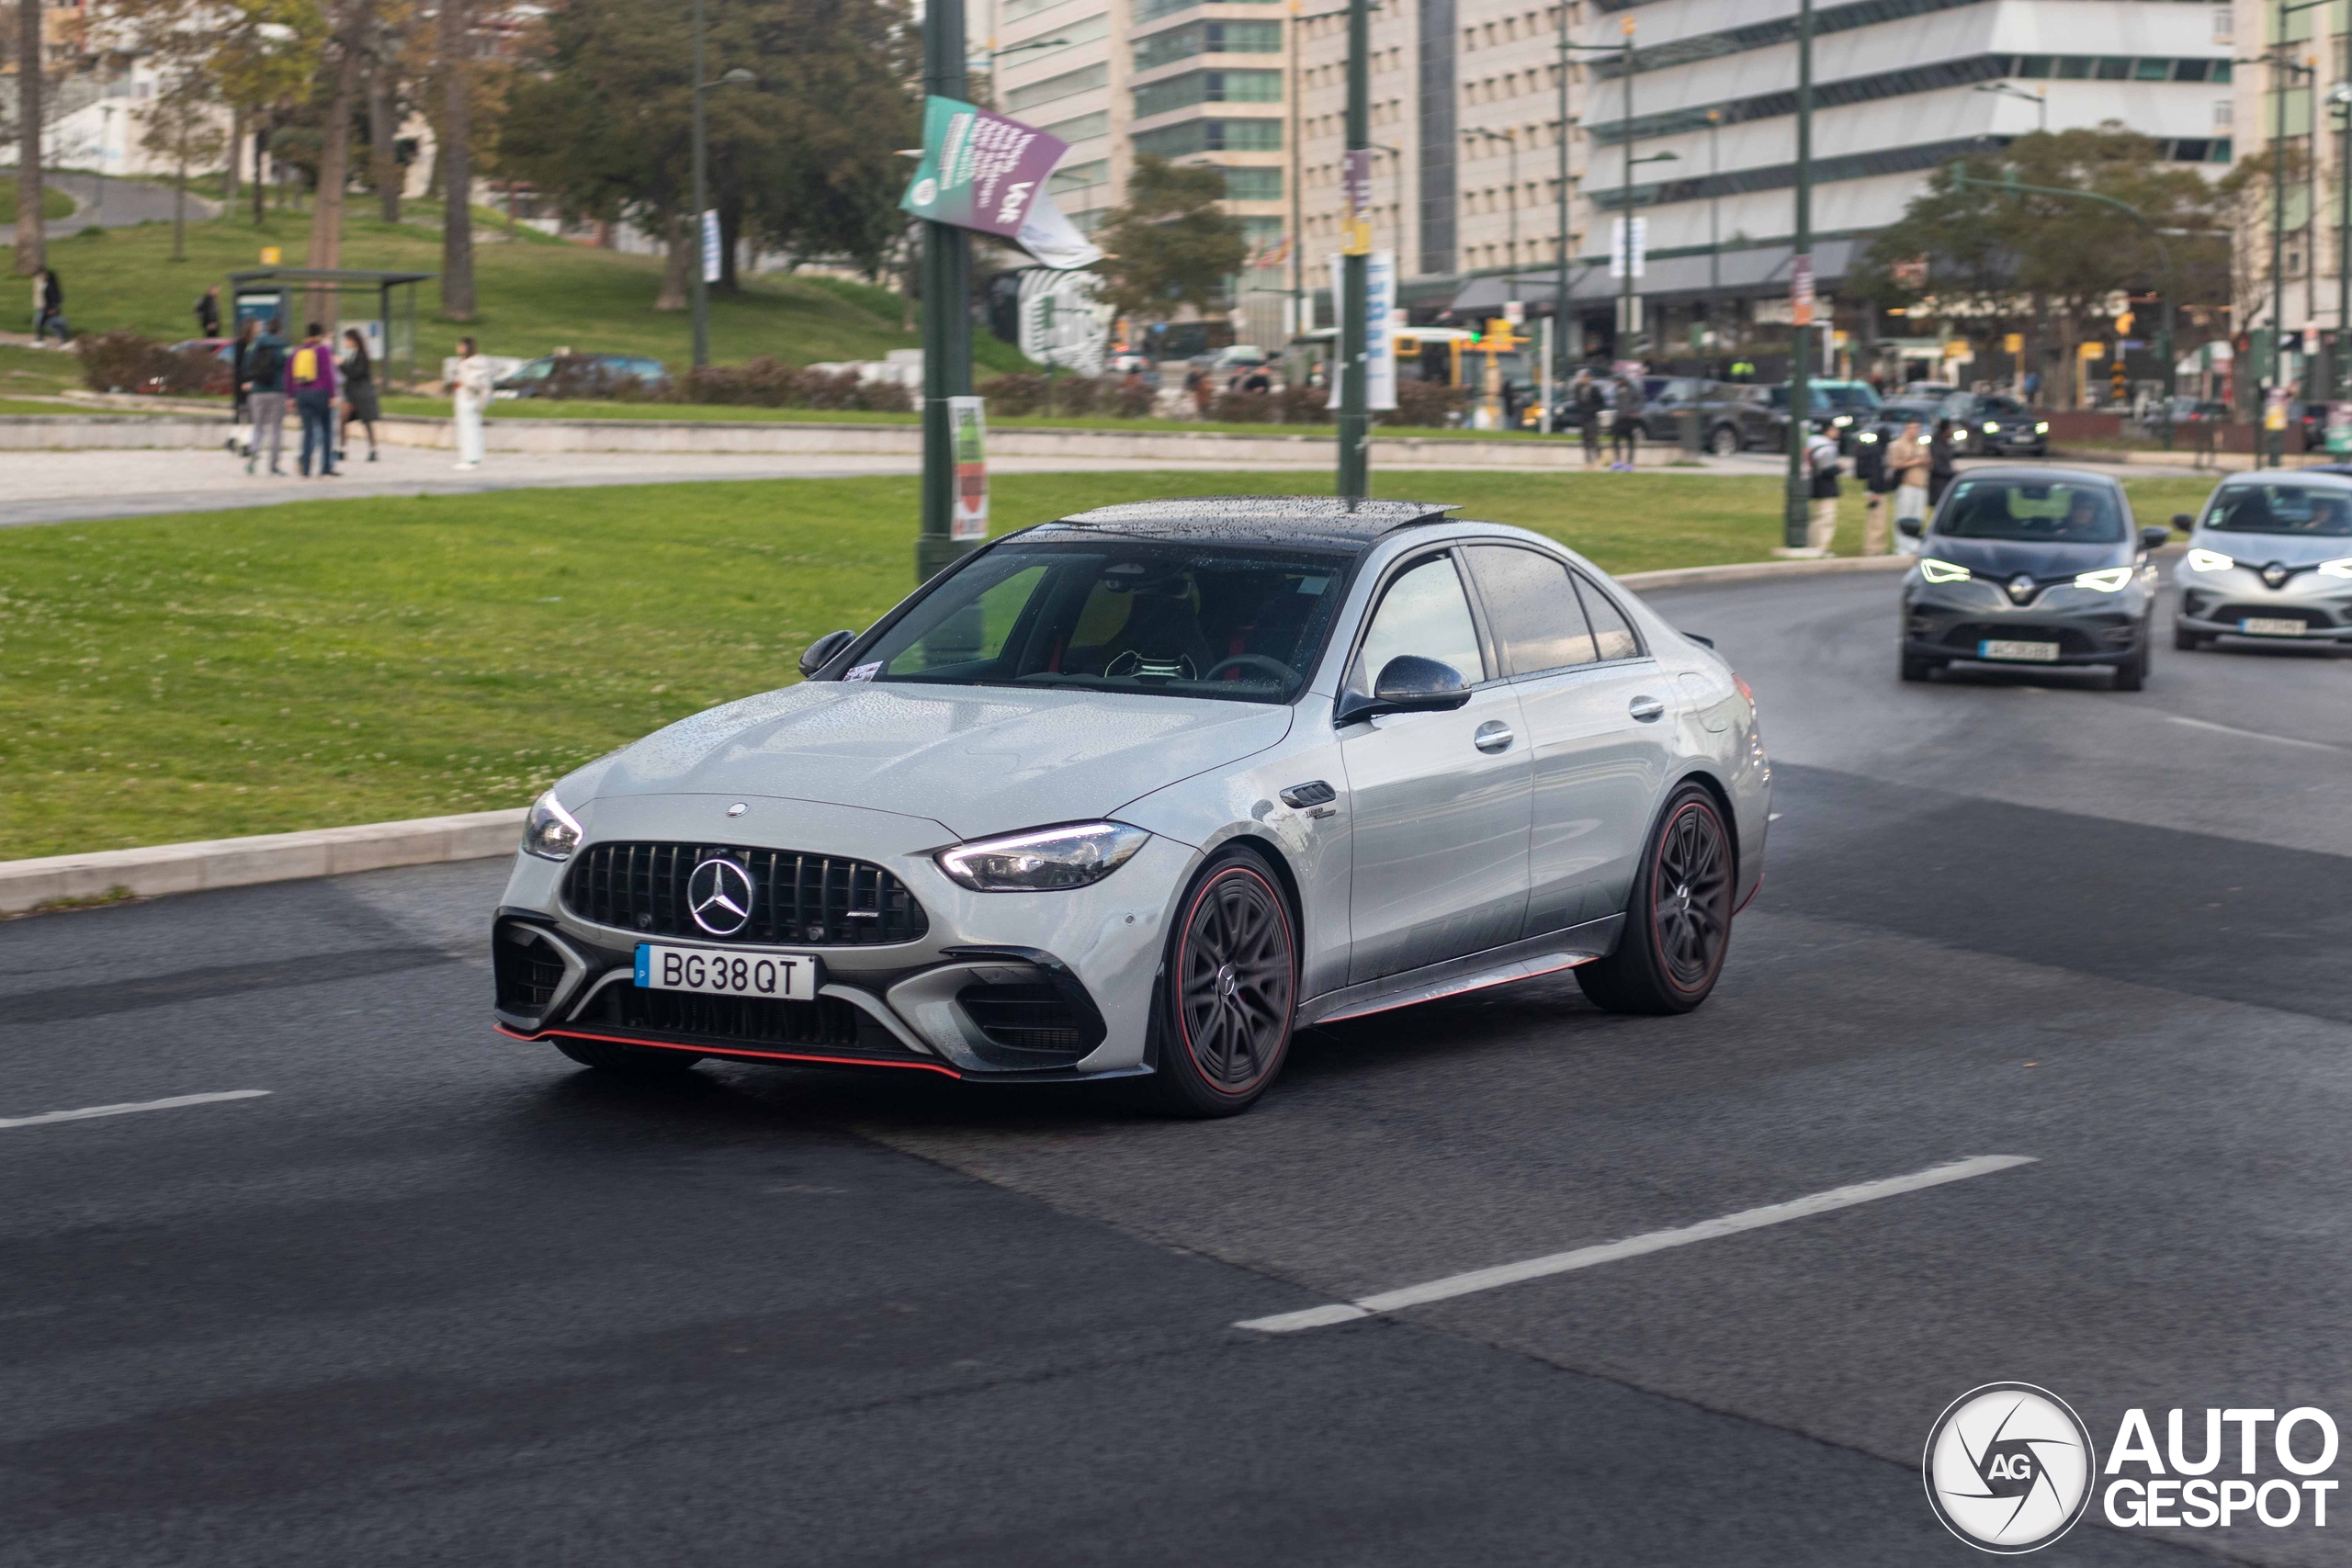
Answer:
494;353;670;400
1937;391;2049;457
1764;382;1879;449
491;496;1769;1115
157;338;235;397
1900;380;1960;400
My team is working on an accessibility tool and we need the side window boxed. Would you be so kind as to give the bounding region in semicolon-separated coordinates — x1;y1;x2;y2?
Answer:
1572;573;1642;662
1464;545;1597;674
1352;554;1486;691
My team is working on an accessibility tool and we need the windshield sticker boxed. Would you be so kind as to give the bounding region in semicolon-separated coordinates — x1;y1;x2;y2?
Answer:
844;661;884;683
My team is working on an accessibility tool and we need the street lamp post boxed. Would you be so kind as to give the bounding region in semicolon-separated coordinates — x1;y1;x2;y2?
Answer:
1555;33;1624;388
688;0;756;374
1336;0;1370;503
1782;0;1814;552
1973;80;2048;131
1464;126;1520;271
918;0;978;581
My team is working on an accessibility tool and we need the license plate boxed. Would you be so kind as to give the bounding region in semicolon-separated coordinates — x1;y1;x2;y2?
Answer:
2239;617;2306;637
634;943;820;1000
1978;639;2061;662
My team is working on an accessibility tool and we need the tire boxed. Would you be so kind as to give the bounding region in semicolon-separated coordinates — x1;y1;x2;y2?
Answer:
1147;849;1298;1118
2173;624;2204;651
1900;653;1941;682
1577;784;1736;1016
1708;424;1741;457
555;1038;704;1077
2112;641;2148;692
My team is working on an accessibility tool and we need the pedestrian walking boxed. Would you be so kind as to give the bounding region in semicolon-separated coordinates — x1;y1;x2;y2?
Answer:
195;284;222;339
447;336;492;470
338;329;381;462
1856;423;1892;556
1928;416;1960;505
1184;366;1210;417
228;319;257;455
1611;376;1644;469
34;268;70;344
242;319;289;476
288;321;339;477
1888;419;1930;547
1805;419;1843;553
1577;373;1606;468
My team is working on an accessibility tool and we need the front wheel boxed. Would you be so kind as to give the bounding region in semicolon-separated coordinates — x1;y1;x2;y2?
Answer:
1900;653;1941;682
1707;424;1741;457
2173;624;2205;651
2112;642;2148;692
1577;784;1736;1016
1148;851;1297;1117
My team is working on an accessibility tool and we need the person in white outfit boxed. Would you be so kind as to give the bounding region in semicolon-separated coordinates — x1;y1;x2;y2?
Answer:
448;337;492;470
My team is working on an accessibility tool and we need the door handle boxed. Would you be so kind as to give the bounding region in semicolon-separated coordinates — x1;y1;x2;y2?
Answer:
1474;720;1515;753
1628;695;1667;723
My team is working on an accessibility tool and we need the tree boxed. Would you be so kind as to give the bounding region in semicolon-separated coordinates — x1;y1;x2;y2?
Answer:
436;0;473;318
14;0;46;274
1094;154;1246;322
139;64;227;262
303;0;369;323
1857;126;2225;407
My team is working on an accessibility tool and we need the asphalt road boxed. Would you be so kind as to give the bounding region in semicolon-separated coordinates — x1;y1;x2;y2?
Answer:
4;569;2348;1566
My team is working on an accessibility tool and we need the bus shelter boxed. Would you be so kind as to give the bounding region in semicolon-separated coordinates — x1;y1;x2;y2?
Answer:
225;267;435;382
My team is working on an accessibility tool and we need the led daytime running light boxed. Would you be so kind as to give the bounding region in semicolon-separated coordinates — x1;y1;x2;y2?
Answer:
1919;558;1973;583
2073;567;2132;592
2186;548;2235;573
2316;557;2352;579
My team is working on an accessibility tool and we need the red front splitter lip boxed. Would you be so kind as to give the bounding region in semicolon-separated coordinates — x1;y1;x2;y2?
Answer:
496;1022;966;1079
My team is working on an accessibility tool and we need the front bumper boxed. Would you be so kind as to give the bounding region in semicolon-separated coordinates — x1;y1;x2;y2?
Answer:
491;798;1192;1080
2175;567;2352;644
1903;580;2147;666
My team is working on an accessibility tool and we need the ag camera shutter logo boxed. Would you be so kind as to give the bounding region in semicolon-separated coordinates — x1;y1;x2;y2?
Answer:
1923;1383;2097;1553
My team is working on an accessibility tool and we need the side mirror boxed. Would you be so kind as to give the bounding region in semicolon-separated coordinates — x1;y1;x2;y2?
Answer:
1897;516;1923;538
2140;526;2172;552
798;629;856;678
1335;655;1471;725
2171;513;2195;534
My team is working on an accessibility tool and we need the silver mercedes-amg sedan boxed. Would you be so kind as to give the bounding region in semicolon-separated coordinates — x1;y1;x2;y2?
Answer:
491;498;1770;1116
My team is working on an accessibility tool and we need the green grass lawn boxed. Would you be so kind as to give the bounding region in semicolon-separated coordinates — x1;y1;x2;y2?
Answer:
0;186;76;223
32;210;1029;381
0;470;2222;859
0;344;83;397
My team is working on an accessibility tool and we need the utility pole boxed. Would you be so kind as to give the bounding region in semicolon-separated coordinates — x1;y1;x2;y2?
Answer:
1616;15;1634;362
918;0;978;580
2334;82;2352;411
1335;0;1370;502
692;0;711;371
1290;0;1306;344
2273;43;2290;468
1781;0;1814;550
1555;11;1570;386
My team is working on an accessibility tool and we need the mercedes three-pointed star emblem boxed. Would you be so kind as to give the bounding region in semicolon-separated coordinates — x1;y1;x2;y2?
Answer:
686;856;756;936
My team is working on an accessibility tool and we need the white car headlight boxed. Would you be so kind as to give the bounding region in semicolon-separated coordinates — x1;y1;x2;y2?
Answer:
937;821;1151;892
2035;421;2050;433
2317;557;2352;579
522;788;583;862
1983;421;2000;434
1919;558;1973;583
2186;548;2235;573
2073;566;2133;592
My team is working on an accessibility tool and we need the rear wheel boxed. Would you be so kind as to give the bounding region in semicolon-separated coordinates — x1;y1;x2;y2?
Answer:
1148;850;1297;1118
555;1038;703;1077
1577;784;1736;1016
1708;424;1741;457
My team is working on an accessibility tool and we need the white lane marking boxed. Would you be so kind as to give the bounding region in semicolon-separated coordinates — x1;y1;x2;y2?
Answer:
0;1089;271;1131
1235;1155;2037;1334
2165;714;2346;754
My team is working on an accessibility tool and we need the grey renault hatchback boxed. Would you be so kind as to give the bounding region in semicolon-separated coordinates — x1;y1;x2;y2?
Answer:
1897;467;2168;690
2172;473;2352;650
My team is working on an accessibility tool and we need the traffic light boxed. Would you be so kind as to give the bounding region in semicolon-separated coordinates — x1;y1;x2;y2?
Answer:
2115;310;2135;338
2109;360;2128;404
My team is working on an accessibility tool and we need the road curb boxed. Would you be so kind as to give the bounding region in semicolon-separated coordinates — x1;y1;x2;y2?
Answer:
0;809;525;916
1618;554;1915;592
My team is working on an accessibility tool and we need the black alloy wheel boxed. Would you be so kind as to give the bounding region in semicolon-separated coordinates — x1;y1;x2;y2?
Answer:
1577;784;1736;1015
1151;852;1297;1116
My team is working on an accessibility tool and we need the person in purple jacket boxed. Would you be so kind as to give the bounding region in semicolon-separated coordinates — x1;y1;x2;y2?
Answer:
286;321;341;478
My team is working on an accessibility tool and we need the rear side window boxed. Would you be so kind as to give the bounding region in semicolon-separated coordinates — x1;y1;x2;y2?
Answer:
1573;574;1642;661
1464;546;1598;674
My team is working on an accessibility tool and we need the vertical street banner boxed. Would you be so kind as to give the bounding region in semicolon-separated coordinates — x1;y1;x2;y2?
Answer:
1609;216;1645;279
1329;252;1398;411
948;396;989;540
899;96;1069;241
1341;149;1374;254
1790;254;1815;328
700;210;722;284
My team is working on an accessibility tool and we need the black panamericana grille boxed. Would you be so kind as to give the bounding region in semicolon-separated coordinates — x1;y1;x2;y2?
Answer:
492;923;569;1013
956;982;1088;1055
562;842;929;946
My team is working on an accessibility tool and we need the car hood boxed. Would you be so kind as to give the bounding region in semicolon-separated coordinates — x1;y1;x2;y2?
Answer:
2192;531;2352;568
578;682;1295;840
1919;536;2129;578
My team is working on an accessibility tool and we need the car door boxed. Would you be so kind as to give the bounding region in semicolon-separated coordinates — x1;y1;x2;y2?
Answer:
1461;545;1677;937
1338;549;1533;984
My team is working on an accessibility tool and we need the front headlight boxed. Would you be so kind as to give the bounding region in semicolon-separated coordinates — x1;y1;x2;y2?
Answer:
2073;566;2133;592
2034;421;2050;433
1858;431;1879;444
1834;414;1852;427
1983;422;2000;434
936;821;1151;892
522;788;583;862
2317;557;2352;579
2186;548;2234;573
1919;558;1973;583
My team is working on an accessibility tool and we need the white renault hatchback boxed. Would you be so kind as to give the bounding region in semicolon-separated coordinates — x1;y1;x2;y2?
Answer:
492;499;1770;1115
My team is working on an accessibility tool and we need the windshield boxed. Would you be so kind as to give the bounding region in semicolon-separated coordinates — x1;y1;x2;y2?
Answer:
1934;479;2127;544
850;539;1354;704
1766;386;1834;412
1817;383;1881;411
2202;483;2352;536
